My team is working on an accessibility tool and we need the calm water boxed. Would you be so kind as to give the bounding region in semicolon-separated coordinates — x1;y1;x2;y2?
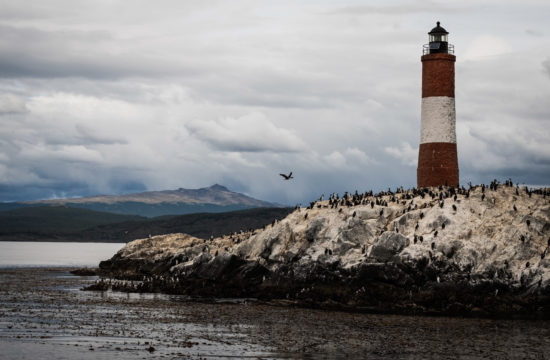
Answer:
0;241;124;268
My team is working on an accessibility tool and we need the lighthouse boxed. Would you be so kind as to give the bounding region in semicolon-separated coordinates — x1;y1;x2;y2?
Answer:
417;22;459;188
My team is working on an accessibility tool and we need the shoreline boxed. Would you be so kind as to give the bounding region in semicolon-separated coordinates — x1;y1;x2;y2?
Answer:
89;268;550;320
2;267;550;359
3;265;545;321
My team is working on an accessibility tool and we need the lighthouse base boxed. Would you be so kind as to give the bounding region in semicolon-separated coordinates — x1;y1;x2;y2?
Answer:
417;142;458;188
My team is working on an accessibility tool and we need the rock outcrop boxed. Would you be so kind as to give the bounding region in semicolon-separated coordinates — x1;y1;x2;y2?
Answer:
97;184;550;317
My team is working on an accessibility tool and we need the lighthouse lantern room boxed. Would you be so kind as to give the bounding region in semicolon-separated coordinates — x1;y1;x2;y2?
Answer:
423;21;454;55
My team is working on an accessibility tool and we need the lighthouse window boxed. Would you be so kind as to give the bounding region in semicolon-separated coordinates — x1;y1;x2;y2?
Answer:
429;34;448;43
430;43;441;50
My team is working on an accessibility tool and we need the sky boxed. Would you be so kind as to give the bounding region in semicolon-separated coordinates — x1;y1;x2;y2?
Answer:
0;0;549;205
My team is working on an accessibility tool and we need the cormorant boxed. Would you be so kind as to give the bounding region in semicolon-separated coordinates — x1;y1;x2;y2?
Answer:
279;172;294;180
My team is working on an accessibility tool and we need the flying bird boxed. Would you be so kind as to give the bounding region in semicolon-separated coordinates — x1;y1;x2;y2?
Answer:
280;172;294;180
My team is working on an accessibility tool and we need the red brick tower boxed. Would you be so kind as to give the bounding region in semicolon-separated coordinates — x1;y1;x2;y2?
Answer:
417;22;459;188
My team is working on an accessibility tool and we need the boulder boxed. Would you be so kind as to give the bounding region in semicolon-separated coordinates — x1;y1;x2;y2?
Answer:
370;232;410;262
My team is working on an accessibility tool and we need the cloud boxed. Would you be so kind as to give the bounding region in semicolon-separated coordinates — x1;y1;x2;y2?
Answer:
0;93;26;113
465;121;550;169
186;113;308;153
526;29;544;37
544;59;550;78
323;148;375;169
0;23;215;80
20;144;103;164
331;2;455;15
463;34;513;60
385;142;418;166
324;151;346;168
0;1;549;204
75;124;128;146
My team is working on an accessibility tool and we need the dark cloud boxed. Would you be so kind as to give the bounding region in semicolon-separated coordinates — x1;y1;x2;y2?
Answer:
526;29;544;37
0;182;92;202
544;59;550;78
0;179;147;202
0;25;207;80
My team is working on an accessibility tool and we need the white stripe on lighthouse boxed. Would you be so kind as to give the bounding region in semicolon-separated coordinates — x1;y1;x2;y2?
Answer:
420;96;456;144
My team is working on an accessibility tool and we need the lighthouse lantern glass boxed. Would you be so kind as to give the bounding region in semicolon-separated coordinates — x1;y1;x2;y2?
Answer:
430;34;448;43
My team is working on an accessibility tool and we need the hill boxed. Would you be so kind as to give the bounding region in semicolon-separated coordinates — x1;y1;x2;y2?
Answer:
78;207;294;242
1;184;279;218
0;206;145;234
0;206;293;242
97;184;550;317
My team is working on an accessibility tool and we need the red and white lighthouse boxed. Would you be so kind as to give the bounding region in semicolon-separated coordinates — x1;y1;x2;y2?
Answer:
417;22;459;188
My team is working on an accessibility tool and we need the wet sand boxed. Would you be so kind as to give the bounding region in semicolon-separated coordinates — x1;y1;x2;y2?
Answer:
1;268;550;359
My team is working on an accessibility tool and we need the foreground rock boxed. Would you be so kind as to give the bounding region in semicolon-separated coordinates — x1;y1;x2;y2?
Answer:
96;184;550;317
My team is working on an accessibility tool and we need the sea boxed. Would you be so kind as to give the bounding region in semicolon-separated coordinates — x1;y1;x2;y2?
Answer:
0;241;124;268
1;241;550;359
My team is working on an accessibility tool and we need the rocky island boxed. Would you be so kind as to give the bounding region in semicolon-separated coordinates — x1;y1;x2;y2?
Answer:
95;182;550;317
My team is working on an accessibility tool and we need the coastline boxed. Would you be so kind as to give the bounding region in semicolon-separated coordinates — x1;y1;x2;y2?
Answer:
2;267;550;359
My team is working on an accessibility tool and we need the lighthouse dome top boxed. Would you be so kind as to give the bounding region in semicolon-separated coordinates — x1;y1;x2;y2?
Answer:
428;21;449;35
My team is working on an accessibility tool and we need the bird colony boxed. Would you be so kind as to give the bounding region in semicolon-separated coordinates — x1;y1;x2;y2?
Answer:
97;181;550;316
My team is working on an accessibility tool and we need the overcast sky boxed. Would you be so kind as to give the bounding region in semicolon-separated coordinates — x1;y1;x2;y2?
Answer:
0;0;549;205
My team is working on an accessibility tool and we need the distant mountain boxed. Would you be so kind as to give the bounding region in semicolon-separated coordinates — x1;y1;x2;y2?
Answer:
0;206;145;234
1;184;279;217
0;206;293;242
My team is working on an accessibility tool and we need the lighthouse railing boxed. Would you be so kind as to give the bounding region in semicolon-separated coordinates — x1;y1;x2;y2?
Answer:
423;43;454;55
